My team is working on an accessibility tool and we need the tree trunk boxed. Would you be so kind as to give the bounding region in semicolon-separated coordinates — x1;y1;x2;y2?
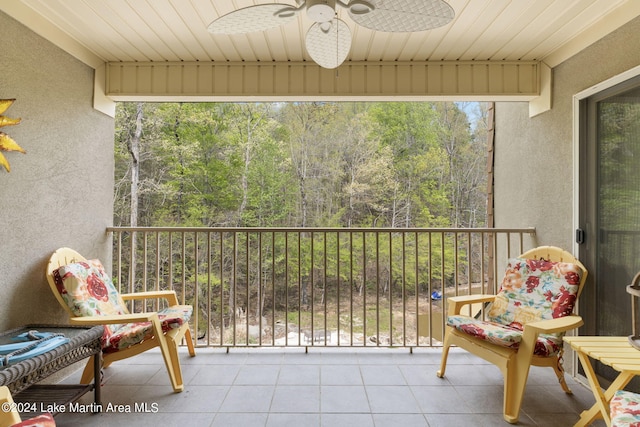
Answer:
129;103;142;227
126;102;143;294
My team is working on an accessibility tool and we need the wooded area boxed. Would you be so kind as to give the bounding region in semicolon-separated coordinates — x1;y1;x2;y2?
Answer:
112;101;492;345
114;101;490;230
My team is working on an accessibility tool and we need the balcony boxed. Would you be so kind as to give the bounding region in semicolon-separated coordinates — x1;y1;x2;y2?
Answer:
42;226;604;426
54;346;600;426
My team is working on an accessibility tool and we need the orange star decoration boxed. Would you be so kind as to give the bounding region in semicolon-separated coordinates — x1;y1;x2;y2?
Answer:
0;99;24;172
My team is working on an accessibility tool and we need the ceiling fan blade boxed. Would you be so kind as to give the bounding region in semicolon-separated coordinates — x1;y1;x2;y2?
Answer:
348;0;454;32
305;18;352;69
208;4;299;34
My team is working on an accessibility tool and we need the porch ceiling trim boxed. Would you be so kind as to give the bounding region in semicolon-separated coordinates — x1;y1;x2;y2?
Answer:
106;60;542;103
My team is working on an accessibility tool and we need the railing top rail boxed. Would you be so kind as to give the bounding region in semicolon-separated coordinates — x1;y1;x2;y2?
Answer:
107;226;536;234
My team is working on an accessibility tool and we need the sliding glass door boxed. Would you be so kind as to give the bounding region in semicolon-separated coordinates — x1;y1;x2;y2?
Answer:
580;75;640;386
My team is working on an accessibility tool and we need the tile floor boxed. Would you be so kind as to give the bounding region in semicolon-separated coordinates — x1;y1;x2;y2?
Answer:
52;347;603;427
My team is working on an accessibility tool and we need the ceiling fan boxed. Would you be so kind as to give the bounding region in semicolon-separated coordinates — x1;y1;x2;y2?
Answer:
208;0;455;69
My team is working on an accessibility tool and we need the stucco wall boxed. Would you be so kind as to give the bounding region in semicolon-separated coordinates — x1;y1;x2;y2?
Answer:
494;16;640;251
0;12;114;330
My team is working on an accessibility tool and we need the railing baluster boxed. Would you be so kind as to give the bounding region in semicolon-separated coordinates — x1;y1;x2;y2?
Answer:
258;231;263;346
297;232;302;347
155;232;160;312
453;231;459;297
218;231;224;347
193;232;199;342
363;232;367;346
271;231;276;347
349;232;354;347
323;231;327;346
337;231;341;347
245;231;250;346
206;231;212;347
142;231;148;297
375;232;380;346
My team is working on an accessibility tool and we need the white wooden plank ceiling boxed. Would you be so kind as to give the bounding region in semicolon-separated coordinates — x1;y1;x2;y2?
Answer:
8;0;637;67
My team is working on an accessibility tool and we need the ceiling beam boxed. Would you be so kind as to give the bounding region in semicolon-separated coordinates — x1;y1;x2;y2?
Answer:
106;60;543;103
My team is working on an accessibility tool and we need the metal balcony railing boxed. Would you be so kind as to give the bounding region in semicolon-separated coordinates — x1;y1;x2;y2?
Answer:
106;227;536;349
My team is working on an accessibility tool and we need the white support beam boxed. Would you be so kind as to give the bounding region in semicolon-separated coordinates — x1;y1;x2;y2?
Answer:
93;64;116;117
529;62;552;117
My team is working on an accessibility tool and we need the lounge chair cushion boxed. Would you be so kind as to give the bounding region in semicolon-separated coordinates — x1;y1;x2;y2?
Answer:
446;257;583;356
446;315;565;356
611;389;640;427
53;259;192;353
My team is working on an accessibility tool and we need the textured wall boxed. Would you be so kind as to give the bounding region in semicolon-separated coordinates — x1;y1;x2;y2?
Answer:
494;16;640;251
0;12;114;330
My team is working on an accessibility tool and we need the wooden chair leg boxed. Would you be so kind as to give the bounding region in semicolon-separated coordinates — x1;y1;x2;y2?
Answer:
436;331;452;378
503;367;526;424
80;355;97;384
166;334;184;391
184;328;196;357
552;353;573;394
503;339;536;424
154;322;183;393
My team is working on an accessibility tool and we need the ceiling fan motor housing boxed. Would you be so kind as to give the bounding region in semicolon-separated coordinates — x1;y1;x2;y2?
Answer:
307;0;336;23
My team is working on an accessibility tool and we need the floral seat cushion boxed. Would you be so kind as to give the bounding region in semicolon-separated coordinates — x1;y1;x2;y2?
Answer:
102;305;192;353
53;259;192;353
446;257;583;356
11;413;56;427
611;390;640;427
446;315;564;356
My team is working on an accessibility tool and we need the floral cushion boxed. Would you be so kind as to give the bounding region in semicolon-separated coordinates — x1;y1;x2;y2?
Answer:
611;390;640;427
446;315;564;356
11;413;56;427
103;305;193;353
53;260;192;353
446;257;583;356
52;259;129;338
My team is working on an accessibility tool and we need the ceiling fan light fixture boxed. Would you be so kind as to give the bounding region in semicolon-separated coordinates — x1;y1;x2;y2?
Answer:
207;0;456;69
307;0;336;23
305;17;351;69
348;1;374;15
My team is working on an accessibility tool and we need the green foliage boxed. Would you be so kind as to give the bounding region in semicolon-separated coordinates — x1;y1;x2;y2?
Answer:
115;101;486;230
114;101;489;314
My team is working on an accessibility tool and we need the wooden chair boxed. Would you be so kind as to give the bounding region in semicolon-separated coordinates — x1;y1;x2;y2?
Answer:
436;246;588;424
45;247;196;393
0;386;56;427
0;386;21;427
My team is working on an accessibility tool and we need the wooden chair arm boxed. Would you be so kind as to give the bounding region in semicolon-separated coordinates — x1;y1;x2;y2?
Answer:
69;312;159;325
523;315;584;336
120;290;180;306
446;294;496;315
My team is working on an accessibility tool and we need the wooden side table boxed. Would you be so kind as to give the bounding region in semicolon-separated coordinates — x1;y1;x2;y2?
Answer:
563;336;640;427
0;324;103;418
